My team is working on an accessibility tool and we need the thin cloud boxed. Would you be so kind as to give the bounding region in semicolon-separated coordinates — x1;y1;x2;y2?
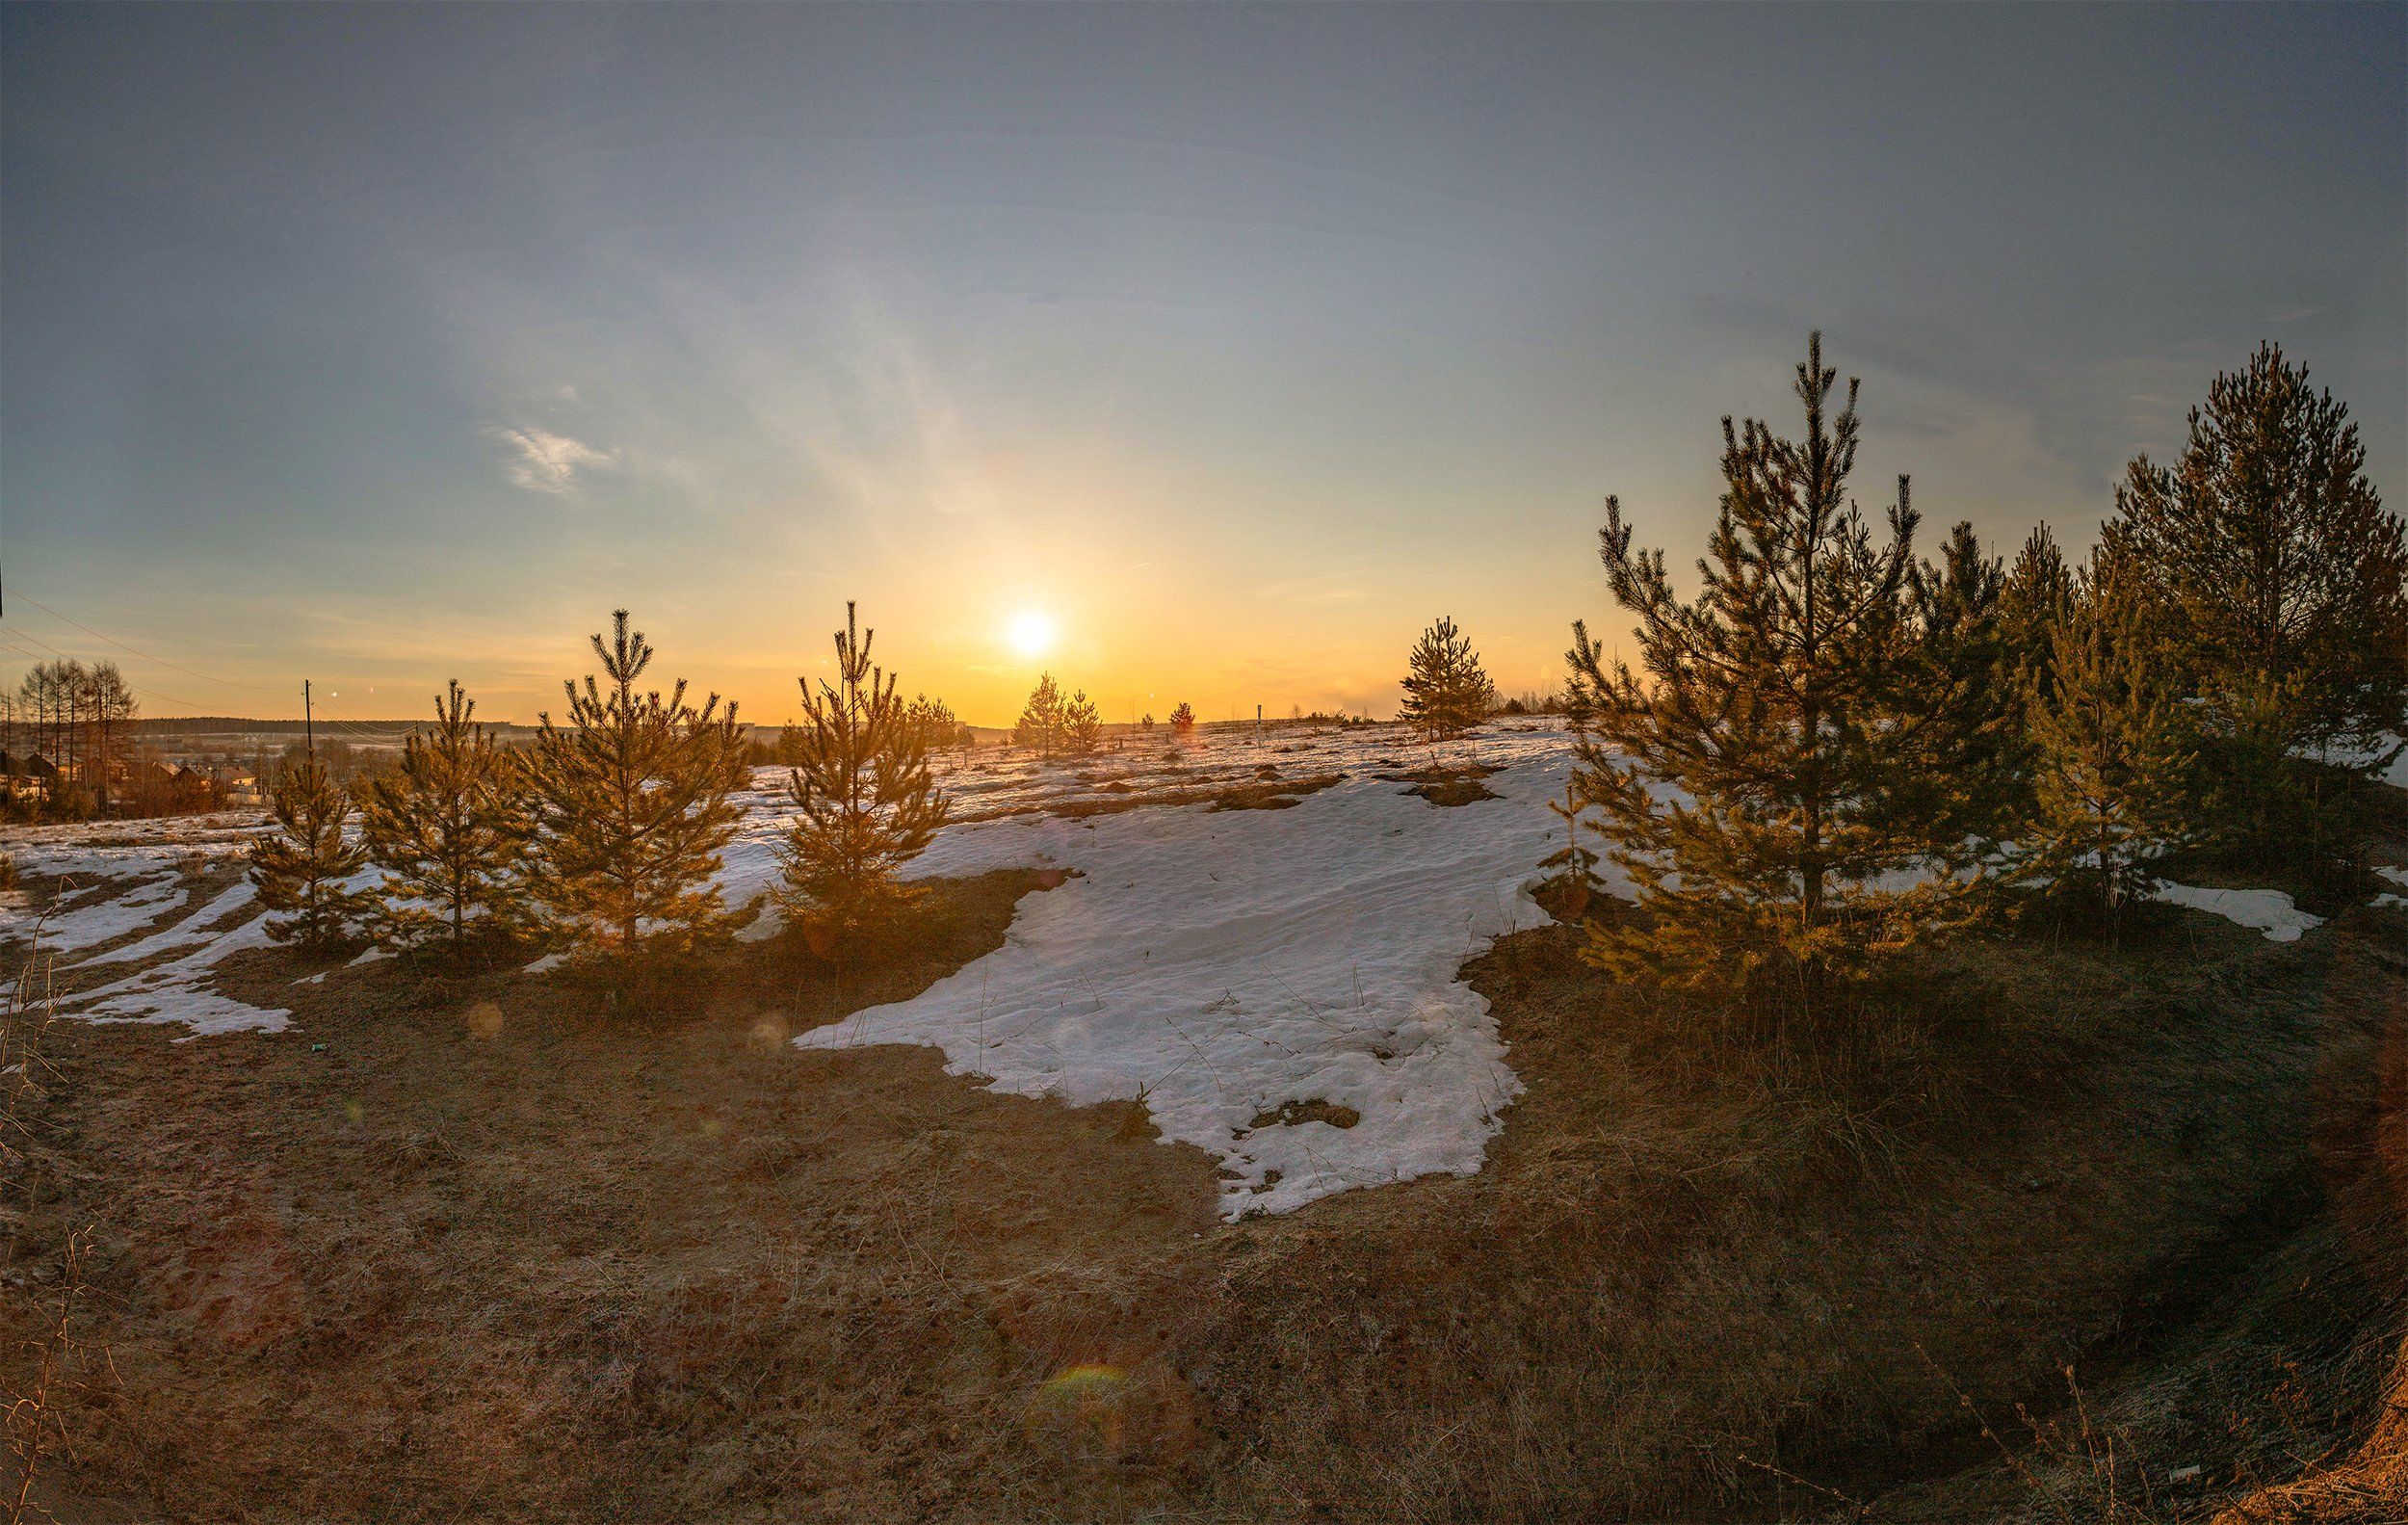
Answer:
495;425;615;495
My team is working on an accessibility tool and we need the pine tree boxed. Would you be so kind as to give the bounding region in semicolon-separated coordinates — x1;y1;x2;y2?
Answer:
1139;712;1156;732
1891;521;2017;845
525;611;747;960
1062;690;1103;755
250;755;370;952
1399;616;1495;742
1537;773;1603;917
2025;572;2195;918
1014;673;1067;756
903;694;967;754
775;603;950;949
357;680;532;949
2000;523;2075;708
1565;332;1984;1007
1168;702;1195;734
2103;343;2408;854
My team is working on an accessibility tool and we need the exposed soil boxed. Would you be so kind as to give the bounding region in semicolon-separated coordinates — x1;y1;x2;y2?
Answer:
1379;763;1505;807
1019;771;1346;821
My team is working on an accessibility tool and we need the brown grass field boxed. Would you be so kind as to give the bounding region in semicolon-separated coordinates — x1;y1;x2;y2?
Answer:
3;858;2402;1522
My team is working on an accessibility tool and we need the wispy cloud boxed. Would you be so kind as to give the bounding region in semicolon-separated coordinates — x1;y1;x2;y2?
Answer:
495;425;615;495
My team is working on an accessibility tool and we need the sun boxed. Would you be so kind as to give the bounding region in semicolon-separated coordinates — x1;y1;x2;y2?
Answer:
1007;609;1056;658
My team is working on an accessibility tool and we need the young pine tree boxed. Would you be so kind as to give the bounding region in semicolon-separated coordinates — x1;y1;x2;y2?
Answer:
1999;524;2076;707
2103;343;2408;856
903;694;966;755
357;680;532;950
1993;523;2081;828
2024;573;2195;919
1399;616;1494;742
1892;521;2018;845
1168;702;1195;734
1014;673;1067;756
1062;690;1103;755
525;611;748;960
1537;773;1603;917
250;755;371;953
775;603;950;950
1566;333;1985;1008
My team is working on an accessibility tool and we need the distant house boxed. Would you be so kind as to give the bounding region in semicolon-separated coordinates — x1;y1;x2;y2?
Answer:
1;753;59;802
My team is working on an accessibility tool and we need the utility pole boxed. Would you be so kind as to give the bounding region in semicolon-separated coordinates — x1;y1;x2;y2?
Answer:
304;679;314;764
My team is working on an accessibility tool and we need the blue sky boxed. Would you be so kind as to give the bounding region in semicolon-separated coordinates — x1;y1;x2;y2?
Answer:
5;3;2401;724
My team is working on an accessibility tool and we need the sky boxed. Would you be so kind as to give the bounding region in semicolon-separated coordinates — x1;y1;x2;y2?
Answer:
4;3;2401;728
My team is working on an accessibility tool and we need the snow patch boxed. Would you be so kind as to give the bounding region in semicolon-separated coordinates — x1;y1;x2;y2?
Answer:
795;734;1584;1217
66;912;291;1035
29;873;188;953
71;881;258;968
2149;881;2322;942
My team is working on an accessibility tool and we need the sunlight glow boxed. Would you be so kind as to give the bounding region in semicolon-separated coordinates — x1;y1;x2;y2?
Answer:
1008;609;1056;658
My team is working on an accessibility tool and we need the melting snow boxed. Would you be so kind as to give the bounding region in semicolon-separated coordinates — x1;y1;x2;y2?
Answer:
38;873;189;953
3;723;2398;1209
2147;881;2322;943
794;729;1578;1217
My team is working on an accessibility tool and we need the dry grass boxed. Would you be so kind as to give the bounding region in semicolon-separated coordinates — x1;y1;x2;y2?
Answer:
1;863;2400;1521
1183;902;2405;1523
5;872;1229;1522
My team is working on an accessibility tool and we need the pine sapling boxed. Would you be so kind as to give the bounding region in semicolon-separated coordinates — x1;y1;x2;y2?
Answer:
775;602;950;952
1399;616;1495;743
1538;773;1605;917
2024;579;2195;920
2104;342;2408;861
1014;673;1067;757
525;611;747;962
358;680;533;951
1062;690;1103;756
1565;332;1992;1011
903;694;967;755
250;756;370;952
1891;521;2019;848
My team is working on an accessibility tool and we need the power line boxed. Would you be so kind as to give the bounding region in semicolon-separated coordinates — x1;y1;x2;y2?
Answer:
6;592;283;691
312;689;433;749
0;627;226;714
